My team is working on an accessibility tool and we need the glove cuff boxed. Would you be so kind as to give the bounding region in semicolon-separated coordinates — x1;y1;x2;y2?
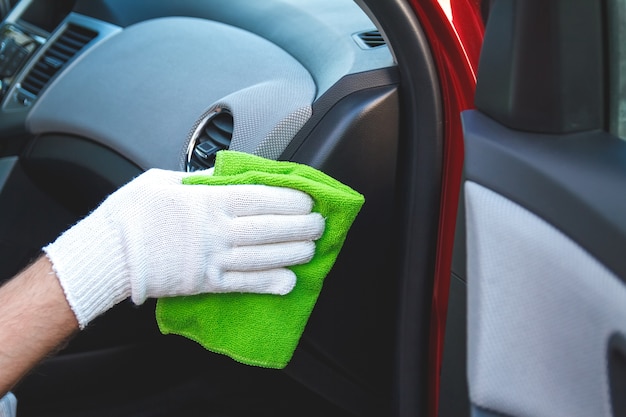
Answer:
43;212;131;329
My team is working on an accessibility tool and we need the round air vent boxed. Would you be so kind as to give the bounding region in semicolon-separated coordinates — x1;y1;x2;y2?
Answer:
186;109;234;172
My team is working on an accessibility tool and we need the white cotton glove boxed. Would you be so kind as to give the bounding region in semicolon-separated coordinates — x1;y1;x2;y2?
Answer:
43;169;325;329
0;393;16;417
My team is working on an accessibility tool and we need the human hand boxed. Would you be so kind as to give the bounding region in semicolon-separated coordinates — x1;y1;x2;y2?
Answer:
44;169;324;328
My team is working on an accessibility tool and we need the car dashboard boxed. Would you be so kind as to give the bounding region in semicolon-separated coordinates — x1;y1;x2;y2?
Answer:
1;0;393;165
0;1;402;415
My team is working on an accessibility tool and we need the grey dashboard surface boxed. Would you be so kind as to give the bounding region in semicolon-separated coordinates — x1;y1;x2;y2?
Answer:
26;17;316;170
72;0;395;97
23;0;394;170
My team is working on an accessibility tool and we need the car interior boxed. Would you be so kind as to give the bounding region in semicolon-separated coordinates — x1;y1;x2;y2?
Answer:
9;1;620;417
461;1;626;417
0;0;453;416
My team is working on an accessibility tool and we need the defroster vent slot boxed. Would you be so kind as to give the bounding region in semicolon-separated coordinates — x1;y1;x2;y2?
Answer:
354;30;386;49
20;24;97;97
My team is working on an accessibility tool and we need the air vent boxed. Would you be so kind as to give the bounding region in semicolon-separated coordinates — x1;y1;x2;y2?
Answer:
355;30;386;49
20;24;97;97
187;110;234;172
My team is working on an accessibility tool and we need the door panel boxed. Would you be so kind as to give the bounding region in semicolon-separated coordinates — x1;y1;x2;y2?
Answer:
463;111;626;417
463;113;626;281
466;179;626;417
462;0;626;416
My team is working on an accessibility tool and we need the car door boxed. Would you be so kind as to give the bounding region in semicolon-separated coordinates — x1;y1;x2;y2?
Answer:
462;1;626;416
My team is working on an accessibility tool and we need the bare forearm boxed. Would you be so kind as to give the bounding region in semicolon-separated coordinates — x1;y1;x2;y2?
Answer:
0;256;78;396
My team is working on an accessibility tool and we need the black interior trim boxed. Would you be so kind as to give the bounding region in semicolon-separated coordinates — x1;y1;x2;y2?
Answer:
287;84;400;416
23;134;142;215
285;345;370;417
17;338;350;417
451;173;467;282
438;274;470;417
0;110;30;159
608;333;626;417
463;110;626;282
358;1;444;416
0;156;75;280
281;67;399;160
0;110;28;138
475;0;604;133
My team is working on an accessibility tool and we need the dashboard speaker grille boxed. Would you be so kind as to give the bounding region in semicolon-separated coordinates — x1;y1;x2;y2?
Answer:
21;24;97;97
187;110;234;172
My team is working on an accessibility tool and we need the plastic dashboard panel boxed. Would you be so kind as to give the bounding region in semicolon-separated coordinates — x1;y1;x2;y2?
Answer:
26;17;316;170
0;0;403;415
72;0;395;98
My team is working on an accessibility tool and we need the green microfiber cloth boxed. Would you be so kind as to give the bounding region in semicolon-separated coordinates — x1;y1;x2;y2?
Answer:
156;150;364;369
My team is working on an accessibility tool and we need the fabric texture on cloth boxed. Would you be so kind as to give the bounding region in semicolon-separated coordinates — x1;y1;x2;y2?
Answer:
156;151;364;369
